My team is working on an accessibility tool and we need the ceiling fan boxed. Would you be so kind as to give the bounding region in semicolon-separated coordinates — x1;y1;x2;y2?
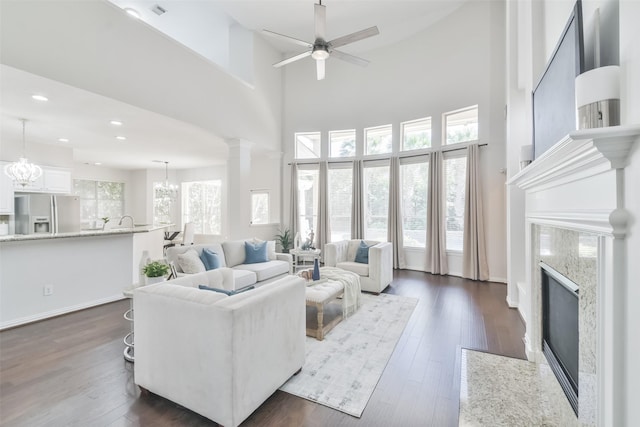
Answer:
263;1;379;80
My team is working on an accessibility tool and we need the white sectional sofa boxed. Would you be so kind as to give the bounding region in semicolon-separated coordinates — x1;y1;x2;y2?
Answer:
134;268;305;427
324;239;393;294
165;240;292;289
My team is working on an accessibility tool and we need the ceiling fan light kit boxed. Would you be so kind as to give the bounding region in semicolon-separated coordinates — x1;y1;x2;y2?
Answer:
263;1;379;80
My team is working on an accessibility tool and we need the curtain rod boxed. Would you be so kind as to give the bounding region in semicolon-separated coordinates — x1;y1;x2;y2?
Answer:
287;143;488;165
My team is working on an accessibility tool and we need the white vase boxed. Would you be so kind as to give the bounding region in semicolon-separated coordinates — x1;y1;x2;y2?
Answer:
145;276;166;285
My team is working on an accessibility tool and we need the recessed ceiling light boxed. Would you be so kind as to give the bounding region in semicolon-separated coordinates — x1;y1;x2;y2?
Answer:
94;162;102;166
58;138;69;143
32;95;48;102
124;8;141;19
116;136;127;140
110;120;123;126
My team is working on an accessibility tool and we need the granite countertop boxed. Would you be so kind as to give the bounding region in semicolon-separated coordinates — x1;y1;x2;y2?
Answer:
0;224;172;243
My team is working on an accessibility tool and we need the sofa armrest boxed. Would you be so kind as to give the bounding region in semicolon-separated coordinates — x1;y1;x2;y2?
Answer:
325;241;349;266
276;252;293;274
368;242;393;291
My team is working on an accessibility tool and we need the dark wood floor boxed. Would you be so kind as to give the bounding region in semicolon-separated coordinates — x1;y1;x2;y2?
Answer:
0;270;525;427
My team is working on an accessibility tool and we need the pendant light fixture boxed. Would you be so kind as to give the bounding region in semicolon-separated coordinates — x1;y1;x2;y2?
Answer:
155;161;178;202
4;119;43;187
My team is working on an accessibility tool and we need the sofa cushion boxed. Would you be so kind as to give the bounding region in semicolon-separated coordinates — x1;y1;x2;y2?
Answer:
244;241;269;264
200;248;221;271
337;261;370;277
166;243;228;273
355;240;373;264
233;260;289;282
347;239;379;262
222;240;246;267
252;238;277;260
177;249;206;274
233;269;258;288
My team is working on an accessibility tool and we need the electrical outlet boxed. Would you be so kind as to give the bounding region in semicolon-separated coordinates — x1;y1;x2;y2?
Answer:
43;284;54;296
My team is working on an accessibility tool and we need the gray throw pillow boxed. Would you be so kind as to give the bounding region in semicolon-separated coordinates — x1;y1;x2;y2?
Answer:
176;249;206;274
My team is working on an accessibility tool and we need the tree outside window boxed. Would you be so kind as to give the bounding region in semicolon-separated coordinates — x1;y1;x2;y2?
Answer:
182;180;222;235
251;191;270;225
444;105;479;145
400;161;428;247
401;118;431;151
74;179;124;227
364;164;389;241
297;169;319;240
444;156;467;251
328;167;352;241
329;129;356;158
364;125;392;155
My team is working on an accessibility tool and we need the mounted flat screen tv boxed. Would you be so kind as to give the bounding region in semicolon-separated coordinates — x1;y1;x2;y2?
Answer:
532;1;585;158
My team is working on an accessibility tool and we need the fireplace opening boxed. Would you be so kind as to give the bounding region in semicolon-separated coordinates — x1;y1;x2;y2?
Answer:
540;262;579;416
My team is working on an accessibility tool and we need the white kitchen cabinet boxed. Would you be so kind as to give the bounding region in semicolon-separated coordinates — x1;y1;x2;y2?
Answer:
0;162;15;214
13;167;71;194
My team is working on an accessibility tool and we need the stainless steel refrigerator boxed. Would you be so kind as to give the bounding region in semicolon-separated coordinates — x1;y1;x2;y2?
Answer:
14;194;81;234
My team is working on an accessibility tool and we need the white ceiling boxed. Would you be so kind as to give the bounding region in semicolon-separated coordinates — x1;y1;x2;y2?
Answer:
0;0;467;171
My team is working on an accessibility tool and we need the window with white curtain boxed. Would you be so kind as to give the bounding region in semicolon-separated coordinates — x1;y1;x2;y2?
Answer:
182;180;222;234
401;117;432;151
364;125;392;155
444;105;478;145
444;154;467;251
400;158;428;247
329;129;356;158
328;166;352;242
295;132;321;159
363;162;389;241
297;168;319;241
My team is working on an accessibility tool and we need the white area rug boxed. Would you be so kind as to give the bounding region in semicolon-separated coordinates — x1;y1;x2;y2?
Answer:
280;292;418;417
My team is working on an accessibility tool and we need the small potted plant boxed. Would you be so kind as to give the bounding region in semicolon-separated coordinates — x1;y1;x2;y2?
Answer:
275;227;292;253
142;261;170;284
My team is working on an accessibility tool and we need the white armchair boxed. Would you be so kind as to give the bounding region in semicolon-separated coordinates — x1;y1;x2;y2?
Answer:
324;239;393;294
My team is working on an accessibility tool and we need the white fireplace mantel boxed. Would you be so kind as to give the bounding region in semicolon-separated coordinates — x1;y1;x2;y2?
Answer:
507;124;640;427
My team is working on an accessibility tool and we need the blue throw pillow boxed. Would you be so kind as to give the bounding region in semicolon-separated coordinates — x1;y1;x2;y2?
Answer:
354;240;372;264
200;248;221;271
244;241;268;264
198;284;254;295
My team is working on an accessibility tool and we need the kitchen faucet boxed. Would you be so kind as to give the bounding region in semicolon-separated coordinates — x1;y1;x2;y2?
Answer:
119;215;134;228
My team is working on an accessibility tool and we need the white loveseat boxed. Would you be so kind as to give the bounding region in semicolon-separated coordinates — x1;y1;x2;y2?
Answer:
165;240;292;289
324;239;393;294
134;268;305;427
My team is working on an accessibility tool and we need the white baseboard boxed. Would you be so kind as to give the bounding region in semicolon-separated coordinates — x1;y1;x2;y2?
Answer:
490;276;507;284
0;294;125;330
506;294;519;308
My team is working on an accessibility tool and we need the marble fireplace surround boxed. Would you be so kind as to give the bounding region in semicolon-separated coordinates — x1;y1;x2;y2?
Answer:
508;125;640;427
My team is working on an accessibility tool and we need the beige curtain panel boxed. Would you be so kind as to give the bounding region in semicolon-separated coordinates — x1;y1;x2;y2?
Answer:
388;157;405;269
425;152;448;275
462;144;489;281
289;162;299;237
316;161;331;256
351;160;364;239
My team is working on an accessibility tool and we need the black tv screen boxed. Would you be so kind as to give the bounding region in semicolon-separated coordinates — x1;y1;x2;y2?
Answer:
532;1;584;158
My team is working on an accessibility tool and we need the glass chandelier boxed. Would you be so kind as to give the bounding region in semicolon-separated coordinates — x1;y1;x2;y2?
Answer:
156;161;178;202
4;119;43;187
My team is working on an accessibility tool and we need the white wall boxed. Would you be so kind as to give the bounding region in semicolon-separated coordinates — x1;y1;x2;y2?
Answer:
281;0;507;281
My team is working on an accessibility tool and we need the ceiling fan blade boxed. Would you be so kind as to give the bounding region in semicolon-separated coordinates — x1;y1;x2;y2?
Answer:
328;26;380;49
330;49;370;67
314;3;326;41
273;50;312;68
316;59;326;80
262;29;313;49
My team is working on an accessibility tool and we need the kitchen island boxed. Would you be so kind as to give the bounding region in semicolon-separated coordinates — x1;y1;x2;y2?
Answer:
0;225;170;329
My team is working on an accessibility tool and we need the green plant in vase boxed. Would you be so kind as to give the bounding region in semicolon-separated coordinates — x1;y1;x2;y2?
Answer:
142;261;170;284
275;228;292;253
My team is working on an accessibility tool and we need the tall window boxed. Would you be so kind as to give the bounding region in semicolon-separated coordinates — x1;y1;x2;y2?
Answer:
364;163;389;241
74;179;124;227
182;180;222;234
329;129;356;158
400;160;428;247
250;191;270;225
364;125;392;156
328;167;353;242
297;168;319;241
444;155;467;251
295;132;321;159
444;105;478;145
401;118;432;151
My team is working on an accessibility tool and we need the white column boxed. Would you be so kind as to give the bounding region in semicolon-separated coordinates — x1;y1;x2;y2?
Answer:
226;138;253;239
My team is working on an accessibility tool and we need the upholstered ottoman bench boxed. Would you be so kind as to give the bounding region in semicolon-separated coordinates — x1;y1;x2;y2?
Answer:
305;280;344;340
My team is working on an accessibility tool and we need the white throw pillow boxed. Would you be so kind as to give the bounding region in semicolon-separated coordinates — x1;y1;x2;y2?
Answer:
176;249;206;274
253;238;277;260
